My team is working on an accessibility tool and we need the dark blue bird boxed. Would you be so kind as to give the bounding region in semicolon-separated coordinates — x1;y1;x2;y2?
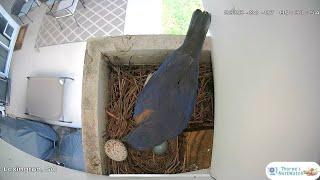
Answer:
123;9;211;151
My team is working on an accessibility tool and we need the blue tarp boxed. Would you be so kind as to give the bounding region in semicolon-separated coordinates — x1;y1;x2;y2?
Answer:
0;116;85;171
0;116;58;160
59;131;85;171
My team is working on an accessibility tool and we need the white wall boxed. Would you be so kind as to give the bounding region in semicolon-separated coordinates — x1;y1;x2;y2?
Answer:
202;0;320;179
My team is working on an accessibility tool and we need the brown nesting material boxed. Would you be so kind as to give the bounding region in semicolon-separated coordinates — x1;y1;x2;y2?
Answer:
105;62;213;174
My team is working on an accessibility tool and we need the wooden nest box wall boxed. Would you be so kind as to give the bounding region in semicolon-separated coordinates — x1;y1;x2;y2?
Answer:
82;35;213;175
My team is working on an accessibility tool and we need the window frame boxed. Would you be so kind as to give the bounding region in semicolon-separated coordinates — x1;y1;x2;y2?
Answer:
0;5;20;78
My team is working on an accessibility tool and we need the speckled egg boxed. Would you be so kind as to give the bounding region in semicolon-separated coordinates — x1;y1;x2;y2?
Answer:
104;139;128;161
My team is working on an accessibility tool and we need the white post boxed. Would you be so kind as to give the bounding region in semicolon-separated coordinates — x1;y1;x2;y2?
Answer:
202;0;320;179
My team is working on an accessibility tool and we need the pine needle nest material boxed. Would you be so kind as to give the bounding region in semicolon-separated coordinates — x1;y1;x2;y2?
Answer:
105;59;213;174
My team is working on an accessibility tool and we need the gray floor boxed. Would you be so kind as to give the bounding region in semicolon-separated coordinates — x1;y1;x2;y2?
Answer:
6;0;163;129
35;0;127;48
6;3;86;128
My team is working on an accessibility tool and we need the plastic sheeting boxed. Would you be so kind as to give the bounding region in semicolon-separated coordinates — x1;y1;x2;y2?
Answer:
0;116;85;172
59;131;85;171
0;116;58;160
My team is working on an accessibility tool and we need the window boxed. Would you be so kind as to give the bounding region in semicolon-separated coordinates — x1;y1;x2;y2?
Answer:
0;45;9;73
0;14;11;46
0;5;19;77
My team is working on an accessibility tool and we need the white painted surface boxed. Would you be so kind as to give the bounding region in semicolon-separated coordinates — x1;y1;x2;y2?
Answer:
5;5;86;128
202;0;320;179
0;139;214;179
124;0;162;35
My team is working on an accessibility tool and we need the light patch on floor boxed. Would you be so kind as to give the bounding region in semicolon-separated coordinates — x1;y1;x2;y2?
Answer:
6;5;86;128
124;0;162;35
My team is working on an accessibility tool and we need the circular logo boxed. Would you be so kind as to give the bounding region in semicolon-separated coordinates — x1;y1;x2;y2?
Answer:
269;167;275;173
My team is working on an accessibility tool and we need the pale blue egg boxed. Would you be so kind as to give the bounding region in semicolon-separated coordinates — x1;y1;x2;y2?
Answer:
153;141;168;155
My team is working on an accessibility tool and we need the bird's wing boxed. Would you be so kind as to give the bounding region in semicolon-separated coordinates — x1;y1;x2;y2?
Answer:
127;61;199;150
133;51;198;127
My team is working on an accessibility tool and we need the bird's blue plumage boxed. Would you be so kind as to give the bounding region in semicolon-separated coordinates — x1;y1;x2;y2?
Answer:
123;9;211;151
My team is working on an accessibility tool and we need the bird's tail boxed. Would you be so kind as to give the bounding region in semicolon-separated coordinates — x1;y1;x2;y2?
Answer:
183;9;211;58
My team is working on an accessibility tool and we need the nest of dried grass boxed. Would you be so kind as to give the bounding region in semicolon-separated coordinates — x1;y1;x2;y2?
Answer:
105;61;213;174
